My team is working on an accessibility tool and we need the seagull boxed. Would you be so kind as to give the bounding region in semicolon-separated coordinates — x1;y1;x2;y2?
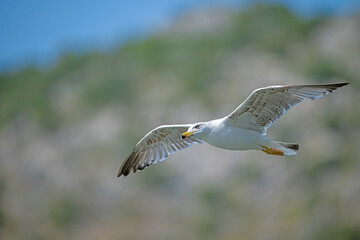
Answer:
118;82;348;177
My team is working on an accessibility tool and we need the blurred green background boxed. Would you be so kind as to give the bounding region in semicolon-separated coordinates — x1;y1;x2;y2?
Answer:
1;3;360;240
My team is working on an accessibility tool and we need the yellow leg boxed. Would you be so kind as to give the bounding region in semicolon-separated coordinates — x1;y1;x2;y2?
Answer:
261;146;284;156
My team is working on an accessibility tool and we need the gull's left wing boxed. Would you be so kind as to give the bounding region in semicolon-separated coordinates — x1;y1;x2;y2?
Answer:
118;125;203;177
225;83;348;133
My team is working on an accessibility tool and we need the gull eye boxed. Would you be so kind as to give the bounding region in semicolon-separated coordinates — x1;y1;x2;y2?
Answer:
194;124;202;129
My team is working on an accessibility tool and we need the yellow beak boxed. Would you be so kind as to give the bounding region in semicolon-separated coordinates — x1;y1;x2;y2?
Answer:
182;130;196;139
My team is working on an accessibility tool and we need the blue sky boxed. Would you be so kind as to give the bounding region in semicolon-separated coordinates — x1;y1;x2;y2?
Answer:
0;0;359;72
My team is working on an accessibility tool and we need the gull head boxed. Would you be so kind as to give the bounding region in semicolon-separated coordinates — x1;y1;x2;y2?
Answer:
182;122;208;139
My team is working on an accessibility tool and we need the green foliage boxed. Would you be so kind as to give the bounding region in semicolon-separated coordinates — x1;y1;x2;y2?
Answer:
48;197;81;229
0;4;330;129
0;175;4;228
314;225;360;240
231;4;311;52
0;3;359;240
234;162;263;182
137;165;172;188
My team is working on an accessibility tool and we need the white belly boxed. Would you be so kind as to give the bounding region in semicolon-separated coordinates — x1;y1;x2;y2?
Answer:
203;126;265;151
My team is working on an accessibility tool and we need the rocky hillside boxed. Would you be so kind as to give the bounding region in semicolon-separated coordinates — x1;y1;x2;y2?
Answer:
0;4;359;240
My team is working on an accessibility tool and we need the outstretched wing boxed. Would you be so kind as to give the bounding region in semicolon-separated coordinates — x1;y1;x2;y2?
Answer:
118;124;203;177
225;83;348;133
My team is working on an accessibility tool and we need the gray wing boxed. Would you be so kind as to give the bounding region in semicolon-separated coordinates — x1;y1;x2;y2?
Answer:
225;83;348;133
118;124;203;177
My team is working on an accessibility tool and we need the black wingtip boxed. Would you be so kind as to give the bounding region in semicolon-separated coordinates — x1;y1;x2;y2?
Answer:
317;82;349;89
332;82;350;87
328;82;350;91
117;151;138;178
117;168;130;177
307;82;350;92
117;171;128;178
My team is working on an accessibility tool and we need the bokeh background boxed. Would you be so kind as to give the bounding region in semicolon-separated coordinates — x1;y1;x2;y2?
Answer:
1;1;360;239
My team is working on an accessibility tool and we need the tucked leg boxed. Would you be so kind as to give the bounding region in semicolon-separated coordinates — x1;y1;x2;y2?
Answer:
261;145;284;156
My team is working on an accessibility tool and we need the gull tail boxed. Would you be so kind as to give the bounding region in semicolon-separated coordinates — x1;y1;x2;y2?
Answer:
261;140;299;156
274;141;299;156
